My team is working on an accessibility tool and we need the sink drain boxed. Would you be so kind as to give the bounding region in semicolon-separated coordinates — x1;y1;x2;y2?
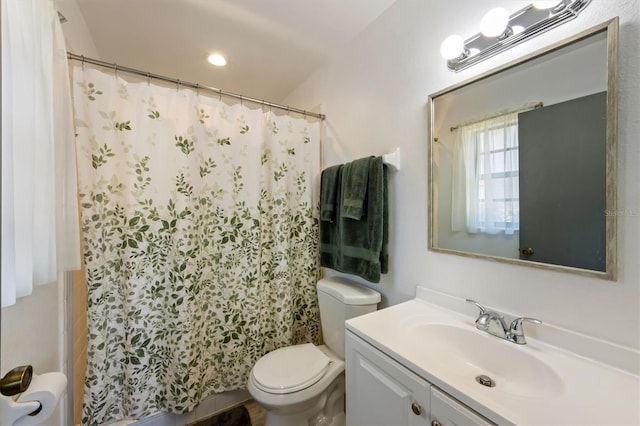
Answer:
475;375;496;388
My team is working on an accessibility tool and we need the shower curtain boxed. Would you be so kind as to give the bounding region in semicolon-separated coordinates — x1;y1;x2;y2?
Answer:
72;66;321;425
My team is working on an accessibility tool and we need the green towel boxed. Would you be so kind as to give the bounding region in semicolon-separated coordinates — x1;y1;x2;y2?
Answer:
320;164;342;222
320;156;388;283
341;157;372;220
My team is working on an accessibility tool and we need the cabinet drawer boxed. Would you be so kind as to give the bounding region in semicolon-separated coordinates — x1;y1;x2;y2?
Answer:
431;387;495;426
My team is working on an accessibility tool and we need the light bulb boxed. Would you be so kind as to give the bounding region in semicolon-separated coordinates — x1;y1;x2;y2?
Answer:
207;53;227;67
440;35;465;60
532;0;563;9
512;25;525;35
480;7;510;38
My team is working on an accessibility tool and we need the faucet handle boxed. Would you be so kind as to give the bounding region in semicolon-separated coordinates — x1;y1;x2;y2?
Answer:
508;317;542;344
465;299;487;315
466;299;492;331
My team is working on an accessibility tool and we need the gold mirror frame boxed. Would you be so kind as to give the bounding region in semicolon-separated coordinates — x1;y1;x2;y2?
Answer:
427;18;618;280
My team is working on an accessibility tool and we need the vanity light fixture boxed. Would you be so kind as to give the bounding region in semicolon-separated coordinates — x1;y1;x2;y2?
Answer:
480;7;511;38
532;0;564;9
440;0;591;72
440;35;466;60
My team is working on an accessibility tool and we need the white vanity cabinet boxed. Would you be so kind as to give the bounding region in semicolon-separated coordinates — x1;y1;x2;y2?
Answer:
345;294;640;425
346;330;430;425
346;330;495;426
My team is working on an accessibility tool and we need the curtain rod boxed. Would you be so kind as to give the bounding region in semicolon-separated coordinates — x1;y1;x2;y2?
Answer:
67;52;326;121
449;101;543;132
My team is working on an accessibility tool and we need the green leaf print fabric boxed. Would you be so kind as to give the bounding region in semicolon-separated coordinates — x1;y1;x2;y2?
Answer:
72;66;321;425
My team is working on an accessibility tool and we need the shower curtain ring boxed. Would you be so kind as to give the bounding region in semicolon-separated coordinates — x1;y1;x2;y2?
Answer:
113;63;118;78
218;89;222;102
195;83;200;95
176;79;181;91
146;71;151;85
239;95;243;106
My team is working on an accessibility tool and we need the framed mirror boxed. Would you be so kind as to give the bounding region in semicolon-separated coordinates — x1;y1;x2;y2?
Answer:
428;18;618;280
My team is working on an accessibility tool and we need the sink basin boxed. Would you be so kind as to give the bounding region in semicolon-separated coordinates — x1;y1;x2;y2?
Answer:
404;323;564;398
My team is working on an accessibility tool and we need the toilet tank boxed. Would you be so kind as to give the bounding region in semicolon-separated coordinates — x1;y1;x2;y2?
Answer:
317;277;381;359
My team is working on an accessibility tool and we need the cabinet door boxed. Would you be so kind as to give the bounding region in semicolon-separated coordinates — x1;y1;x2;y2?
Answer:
430;387;495;426
346;331;430;426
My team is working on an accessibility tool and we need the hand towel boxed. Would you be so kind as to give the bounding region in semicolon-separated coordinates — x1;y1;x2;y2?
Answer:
320;164;342;222
341;156;373;220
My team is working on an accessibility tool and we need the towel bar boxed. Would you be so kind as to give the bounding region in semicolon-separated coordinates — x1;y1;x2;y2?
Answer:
382;148;401;171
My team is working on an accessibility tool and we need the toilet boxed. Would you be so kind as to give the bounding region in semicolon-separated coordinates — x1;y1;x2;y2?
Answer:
247;277;381;426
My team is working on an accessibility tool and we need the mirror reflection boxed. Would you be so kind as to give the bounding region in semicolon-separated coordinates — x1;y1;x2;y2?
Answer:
429;20;617;279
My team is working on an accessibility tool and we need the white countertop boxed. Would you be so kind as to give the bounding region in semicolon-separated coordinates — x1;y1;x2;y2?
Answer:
346;294;640;426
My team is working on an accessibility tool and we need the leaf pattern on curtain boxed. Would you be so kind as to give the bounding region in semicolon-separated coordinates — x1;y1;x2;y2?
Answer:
72;66;321;425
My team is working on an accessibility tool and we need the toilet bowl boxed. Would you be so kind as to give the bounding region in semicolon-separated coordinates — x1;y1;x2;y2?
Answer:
247;277;380;426
248;344;345;426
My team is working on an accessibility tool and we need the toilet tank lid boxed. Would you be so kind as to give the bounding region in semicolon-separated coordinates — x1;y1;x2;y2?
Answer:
317;277;381;305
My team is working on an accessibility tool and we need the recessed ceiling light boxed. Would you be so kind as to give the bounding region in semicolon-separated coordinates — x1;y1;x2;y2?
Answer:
207;53;227;67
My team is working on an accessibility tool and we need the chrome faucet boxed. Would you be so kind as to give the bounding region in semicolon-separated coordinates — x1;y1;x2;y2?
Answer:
466;299;541;345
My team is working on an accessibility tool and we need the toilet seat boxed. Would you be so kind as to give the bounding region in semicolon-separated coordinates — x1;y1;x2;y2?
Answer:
252;343;331;394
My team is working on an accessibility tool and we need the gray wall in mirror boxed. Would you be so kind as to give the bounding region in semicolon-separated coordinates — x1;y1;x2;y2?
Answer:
428;19;617;280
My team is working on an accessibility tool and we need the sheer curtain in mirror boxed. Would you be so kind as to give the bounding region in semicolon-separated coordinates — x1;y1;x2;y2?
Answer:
451;112;520;236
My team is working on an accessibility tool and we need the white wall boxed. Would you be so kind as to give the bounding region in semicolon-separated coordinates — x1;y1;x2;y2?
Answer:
285;0;640;349
55;0;100;56
1;283;62;374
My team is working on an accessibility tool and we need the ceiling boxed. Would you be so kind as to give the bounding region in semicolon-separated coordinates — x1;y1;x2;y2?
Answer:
70;0;397;102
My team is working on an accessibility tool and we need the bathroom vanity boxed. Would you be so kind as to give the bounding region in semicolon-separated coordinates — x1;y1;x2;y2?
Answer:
346;331;494;425
345;287;640;426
